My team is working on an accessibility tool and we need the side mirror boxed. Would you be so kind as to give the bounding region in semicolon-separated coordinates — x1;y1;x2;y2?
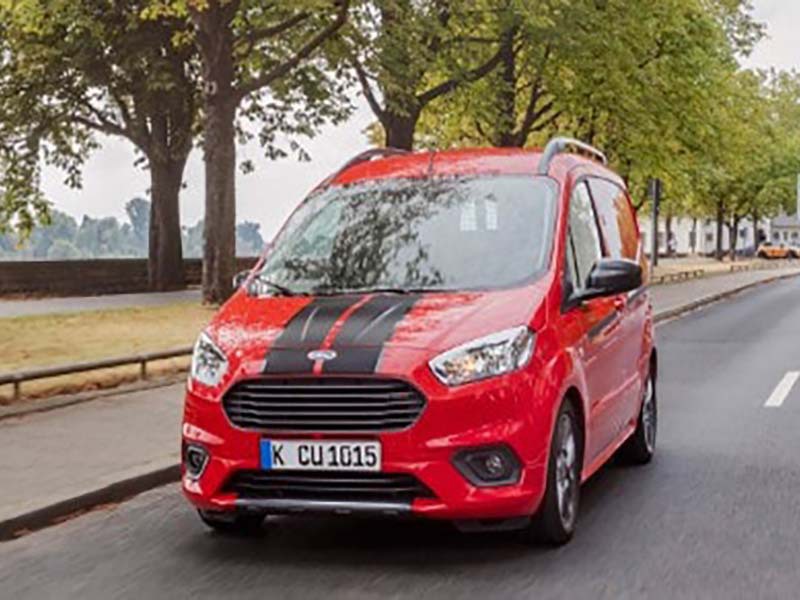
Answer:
232;270;250;289
580;258;642;301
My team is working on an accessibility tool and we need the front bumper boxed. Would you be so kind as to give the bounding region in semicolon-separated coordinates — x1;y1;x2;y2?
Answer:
182;366;557;521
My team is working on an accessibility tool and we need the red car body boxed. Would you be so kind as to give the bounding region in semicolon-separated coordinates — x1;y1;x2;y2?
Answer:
182;144;656;538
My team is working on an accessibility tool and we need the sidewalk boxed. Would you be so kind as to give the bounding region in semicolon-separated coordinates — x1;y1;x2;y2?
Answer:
1;265;799;539
650;256;759;278
0;289;202;319
0;384;183;537
650;266;800;319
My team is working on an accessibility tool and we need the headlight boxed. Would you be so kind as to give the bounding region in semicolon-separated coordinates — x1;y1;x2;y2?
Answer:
190;331;228;387
429;326;535;387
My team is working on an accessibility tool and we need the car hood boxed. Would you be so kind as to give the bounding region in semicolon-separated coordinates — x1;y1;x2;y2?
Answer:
206;281;549;379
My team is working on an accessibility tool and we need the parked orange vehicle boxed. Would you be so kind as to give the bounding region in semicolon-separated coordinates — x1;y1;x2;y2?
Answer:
757;242;792;259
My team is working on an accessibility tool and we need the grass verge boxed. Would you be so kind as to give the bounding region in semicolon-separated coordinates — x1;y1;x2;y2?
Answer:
0;302;216;403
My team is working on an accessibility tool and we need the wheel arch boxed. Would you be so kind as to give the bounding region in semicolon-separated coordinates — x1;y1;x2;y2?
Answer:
562;386;586;468
650;347;658;380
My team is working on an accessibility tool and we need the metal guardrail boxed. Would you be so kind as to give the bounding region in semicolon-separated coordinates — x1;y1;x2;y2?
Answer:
0;347;192;402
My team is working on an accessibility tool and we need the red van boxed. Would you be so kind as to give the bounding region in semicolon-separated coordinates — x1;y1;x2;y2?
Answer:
182;138;657;545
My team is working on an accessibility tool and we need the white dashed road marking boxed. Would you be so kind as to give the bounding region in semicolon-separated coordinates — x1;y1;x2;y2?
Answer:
764;371;800;408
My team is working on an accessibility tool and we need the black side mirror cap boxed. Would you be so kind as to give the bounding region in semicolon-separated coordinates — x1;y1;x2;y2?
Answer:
579;258;642;302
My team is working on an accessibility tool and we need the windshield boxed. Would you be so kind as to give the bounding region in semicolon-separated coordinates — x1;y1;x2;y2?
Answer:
258;175;557;295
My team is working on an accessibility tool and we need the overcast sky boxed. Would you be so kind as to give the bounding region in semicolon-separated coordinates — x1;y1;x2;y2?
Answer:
39;0;798;241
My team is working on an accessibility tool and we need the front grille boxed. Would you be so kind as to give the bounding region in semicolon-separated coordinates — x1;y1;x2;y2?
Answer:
225;470;434;503
222;377;426;432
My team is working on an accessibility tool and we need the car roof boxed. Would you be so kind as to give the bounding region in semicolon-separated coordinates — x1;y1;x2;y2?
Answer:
328;147;623;188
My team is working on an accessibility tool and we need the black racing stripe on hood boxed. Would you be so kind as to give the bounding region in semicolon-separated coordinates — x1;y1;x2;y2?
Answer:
264;296;361;374
323;294;420;374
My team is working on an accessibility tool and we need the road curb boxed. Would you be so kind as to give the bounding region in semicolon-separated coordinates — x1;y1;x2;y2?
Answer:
2;269;799;542
0;463;181;541
0;375;185;423
653;270;800;324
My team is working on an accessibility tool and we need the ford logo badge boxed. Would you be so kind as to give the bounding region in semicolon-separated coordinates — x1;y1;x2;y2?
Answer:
307;349;337;362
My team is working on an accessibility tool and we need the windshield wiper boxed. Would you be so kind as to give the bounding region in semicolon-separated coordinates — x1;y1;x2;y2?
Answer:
315;286;439;296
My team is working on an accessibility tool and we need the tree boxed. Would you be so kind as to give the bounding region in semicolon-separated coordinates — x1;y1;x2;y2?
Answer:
718;71;800;259
349;0;512;150
22;210;80;259
145;0;352;303
0;230;13;255
47;239;82;259
0;0;199;290
74;216;126;257
182;219;204;258
415;0;570;149
236;221;265;256
417;0;764;218
126;197;151;256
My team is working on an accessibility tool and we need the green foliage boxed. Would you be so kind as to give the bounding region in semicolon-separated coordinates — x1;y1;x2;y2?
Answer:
412;0;800;227
348;0;516;148
718;71;800;221
0;0;198;237
145;0;355;160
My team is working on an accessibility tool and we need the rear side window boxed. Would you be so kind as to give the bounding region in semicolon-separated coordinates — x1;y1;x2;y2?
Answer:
588;178;639;260
567;182;603;293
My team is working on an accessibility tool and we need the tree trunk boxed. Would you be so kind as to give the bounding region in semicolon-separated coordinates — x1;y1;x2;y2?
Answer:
729;216;740;262
148;157;187;291
665;212;673;257
495;38;517;147
201;96;237;303
691;217;697;254
715;200;725;261
752;208;761;245
197;12;238;304
382;109;420;151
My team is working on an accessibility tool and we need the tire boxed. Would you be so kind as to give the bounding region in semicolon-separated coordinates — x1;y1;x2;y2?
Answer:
198;510;265;536
618;366;657;465
522;401;583;546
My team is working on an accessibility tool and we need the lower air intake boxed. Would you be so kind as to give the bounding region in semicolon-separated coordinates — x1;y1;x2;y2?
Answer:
224;470;434;504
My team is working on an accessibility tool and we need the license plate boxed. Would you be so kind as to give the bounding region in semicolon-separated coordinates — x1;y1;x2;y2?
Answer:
260;439;381;472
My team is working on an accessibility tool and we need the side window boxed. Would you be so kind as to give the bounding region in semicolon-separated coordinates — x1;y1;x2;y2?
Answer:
588;178;639;260
568;182;603;293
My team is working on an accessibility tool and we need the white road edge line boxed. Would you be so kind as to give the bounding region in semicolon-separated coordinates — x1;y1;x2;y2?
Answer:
764;371;800;408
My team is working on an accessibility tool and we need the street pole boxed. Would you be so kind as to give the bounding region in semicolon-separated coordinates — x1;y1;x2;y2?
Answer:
648;178;662;270
796;173;799;221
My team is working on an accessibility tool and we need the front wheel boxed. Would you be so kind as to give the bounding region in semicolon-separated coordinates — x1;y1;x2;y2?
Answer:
198;510;265;536
522;401;582;546
618;367;657;465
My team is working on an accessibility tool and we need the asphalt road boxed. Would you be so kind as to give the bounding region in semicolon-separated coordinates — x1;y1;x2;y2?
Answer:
3;277;800;599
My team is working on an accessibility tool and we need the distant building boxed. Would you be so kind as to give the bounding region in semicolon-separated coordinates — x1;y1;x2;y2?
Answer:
637;216;770;256
769;213;800;245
